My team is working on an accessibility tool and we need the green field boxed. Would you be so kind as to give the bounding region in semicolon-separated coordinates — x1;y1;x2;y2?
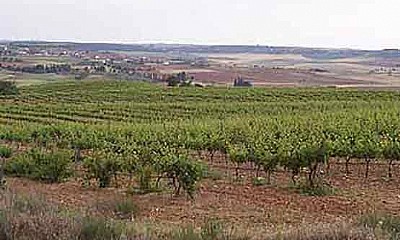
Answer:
2;81;400;181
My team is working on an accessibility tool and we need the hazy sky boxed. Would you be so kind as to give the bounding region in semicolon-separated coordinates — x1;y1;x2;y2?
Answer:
1;0;399;50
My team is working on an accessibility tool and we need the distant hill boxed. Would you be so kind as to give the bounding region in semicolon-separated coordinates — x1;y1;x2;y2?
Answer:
6;41;400;60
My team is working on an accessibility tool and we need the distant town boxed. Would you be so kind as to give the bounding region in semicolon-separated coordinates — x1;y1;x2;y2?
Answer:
0;41;212;85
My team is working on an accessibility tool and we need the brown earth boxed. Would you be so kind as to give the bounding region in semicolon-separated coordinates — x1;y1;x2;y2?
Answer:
4;154;400;233
191;67;379;86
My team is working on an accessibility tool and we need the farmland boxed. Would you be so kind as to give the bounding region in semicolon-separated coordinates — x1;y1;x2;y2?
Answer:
1;79;400;239
3;42;400;88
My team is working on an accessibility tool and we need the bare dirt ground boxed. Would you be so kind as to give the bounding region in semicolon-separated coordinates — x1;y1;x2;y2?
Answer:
170;66;383;87
5;155;400;233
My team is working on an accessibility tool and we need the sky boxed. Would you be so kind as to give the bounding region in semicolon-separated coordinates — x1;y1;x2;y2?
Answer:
1;0;399;50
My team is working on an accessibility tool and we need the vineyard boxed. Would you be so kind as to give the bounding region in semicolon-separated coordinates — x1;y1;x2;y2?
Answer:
2;81;400;190
1;80;400;238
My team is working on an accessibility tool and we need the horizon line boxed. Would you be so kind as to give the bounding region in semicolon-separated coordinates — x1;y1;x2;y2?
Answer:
1;38;398;52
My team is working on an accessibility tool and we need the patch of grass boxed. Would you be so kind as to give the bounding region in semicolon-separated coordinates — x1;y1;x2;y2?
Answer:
78;217;126;240
0;173;6;190
171;219;250;240
0;145;11;189
94;197;140;221
113;199;139;219
1;190;164;240
172;225;201;240
200;218;224;240
0;210;9;240
10;193;50;215
265;222;374;240
251;176;267;186
5;148;73;183
298;184;335;197
126;184;162;196
0;190;76;240
288;179;336;196
231;174;246;185
360;212;400;239
203;168;224;181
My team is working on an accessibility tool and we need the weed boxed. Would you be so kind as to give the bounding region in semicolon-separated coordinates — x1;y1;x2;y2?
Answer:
288;179;335;196
11;193;50;215
251;176;267;186
203;168;224;181
172;225;201;240
200;218;223;240
0;210;9;240
114;199;139;220
78;217;125;240
170;219;249;240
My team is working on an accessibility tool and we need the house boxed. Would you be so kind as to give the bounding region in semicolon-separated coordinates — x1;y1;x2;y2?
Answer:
233;76;253;87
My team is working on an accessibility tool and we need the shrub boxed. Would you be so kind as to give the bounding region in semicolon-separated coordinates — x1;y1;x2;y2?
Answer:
4;149;73;183
0;146;11;189
138;165;153;193
83;151;121;188
167;72;193;87
165;155;205;198
0;80;18;95
0;146;12;158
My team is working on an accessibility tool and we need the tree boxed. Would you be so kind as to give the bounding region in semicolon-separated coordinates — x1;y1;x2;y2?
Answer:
167;71;193;87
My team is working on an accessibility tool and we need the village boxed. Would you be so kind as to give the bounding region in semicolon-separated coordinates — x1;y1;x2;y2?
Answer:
0;42;224;86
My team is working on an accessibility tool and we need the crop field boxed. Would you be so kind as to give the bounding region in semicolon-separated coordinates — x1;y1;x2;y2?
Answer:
200;53;400;87
1;80;400;239
0;70;73;86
